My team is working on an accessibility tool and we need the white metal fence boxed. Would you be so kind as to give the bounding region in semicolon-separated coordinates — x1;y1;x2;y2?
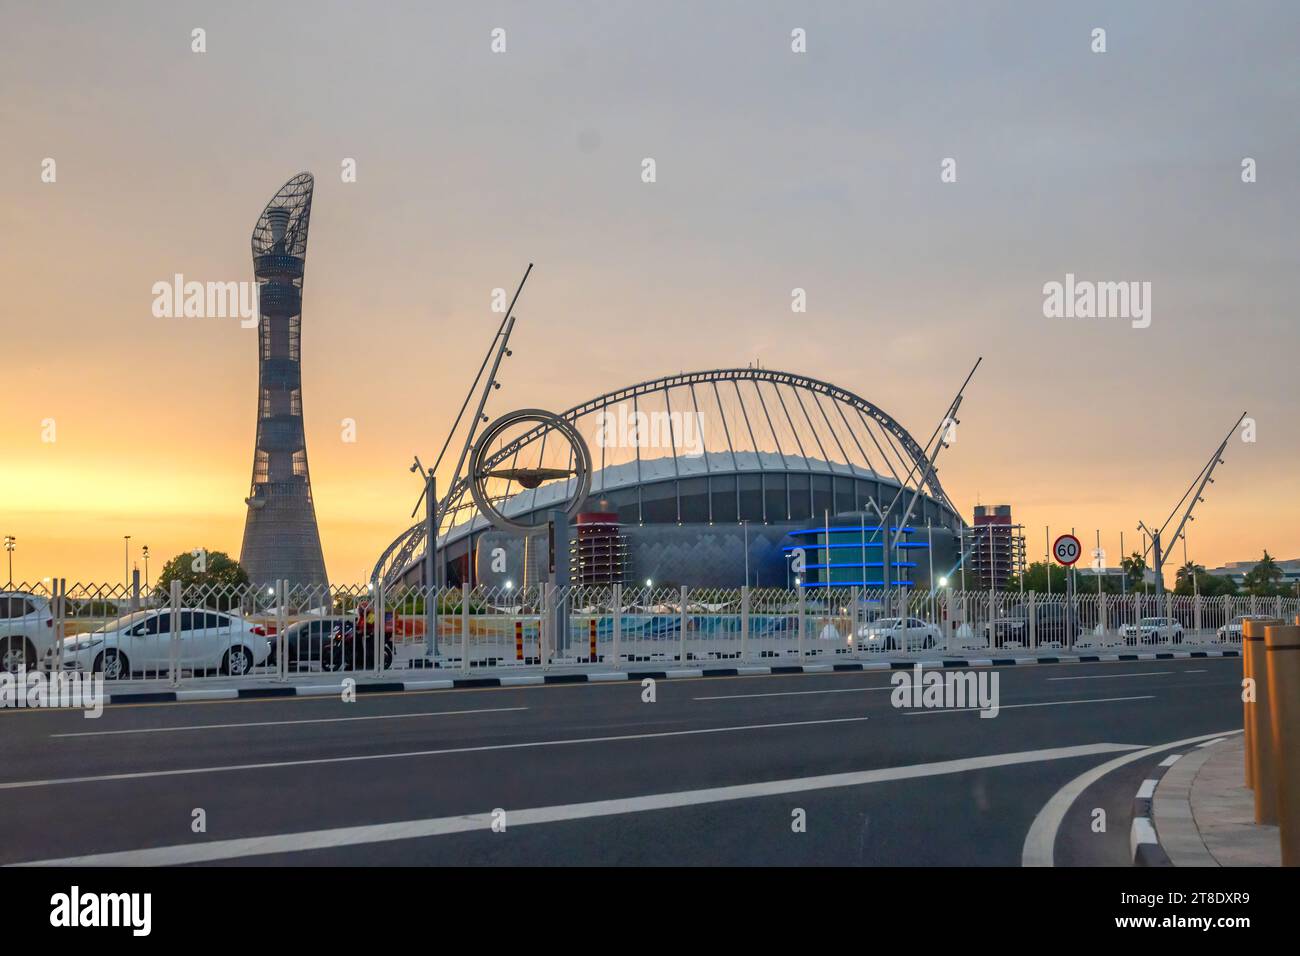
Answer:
7;579;1292;685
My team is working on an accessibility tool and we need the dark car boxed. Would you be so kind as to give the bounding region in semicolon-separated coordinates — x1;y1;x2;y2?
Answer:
982;615;1029;649
983;605;1081;648
1032;605;1082;646
321;608;395;671
270;616;352;671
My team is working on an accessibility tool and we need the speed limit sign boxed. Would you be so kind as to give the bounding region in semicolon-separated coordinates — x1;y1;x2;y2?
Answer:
1053;534;1082;566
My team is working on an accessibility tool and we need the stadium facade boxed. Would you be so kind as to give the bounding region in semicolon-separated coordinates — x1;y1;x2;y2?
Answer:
239;173;329;588
374;369;962;591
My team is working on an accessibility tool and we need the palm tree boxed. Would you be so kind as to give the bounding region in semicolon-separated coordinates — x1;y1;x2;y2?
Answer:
1175;560;1205;594
1121;551;1147;590
1244;551;1284;596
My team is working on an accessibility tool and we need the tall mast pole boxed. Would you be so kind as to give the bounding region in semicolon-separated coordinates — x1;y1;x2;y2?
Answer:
1140;412;1246;597
889;358;981;616
409;264;533;591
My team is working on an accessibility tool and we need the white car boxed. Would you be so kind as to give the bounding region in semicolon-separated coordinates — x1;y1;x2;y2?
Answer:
49;608;271;679
856;616;943;652
1215;615;1274;643
1120;616;1184;646
1;591;56;673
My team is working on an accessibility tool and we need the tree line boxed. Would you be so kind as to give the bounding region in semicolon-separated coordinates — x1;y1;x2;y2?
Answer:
1006;550;1293;597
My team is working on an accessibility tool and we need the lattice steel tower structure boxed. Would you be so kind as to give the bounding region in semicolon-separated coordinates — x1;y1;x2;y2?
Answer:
239;172;329;588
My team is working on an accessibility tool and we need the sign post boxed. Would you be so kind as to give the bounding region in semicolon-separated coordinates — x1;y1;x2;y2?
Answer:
1053;534;1081;649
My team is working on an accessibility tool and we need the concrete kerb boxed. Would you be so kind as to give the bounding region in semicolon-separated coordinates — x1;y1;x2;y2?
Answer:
96;648;1243;706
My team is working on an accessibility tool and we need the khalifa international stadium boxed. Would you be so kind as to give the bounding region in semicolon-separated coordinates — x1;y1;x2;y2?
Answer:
372;368;963;591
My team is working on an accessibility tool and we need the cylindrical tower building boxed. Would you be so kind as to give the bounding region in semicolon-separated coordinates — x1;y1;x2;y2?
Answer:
239;172;329;589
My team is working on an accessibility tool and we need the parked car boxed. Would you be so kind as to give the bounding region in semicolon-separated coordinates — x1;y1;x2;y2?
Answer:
1215;615;1278;643
320;605;395;671
980;605;1081;648
1120;616;1184;646
0;591;55;673
855;617;942;652
49;609;272;679
272;616;353;670
982;614;1030;648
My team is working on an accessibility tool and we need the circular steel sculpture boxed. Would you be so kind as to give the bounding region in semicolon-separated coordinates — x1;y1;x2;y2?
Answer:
468;408;592;533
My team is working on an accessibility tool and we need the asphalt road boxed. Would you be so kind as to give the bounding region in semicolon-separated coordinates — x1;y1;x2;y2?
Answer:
0;657;1242;865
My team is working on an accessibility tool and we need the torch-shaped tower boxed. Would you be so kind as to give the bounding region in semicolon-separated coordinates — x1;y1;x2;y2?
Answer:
239;172;329;589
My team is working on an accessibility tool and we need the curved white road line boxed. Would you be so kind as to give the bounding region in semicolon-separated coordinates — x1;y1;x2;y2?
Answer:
1021;728;1241;867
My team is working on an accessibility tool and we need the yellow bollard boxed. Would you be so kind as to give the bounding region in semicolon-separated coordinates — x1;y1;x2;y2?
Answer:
1265;624;1300;865
1245;618;1279;824
1243;618;1266;790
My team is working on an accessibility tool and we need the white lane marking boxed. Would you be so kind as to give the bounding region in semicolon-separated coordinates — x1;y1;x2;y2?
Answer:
694;686;894;701
1158;754;1182;767
1048;672;1172;681
10;742;1142;866
1047;669;1208;681
0;714;873;791
1196;737;1226;748
1021;728;1241;867
902;695;1154;715
1136;778;1158;799
50;706;529;739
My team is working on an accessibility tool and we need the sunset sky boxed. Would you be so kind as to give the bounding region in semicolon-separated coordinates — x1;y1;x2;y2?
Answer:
2;1;1297;586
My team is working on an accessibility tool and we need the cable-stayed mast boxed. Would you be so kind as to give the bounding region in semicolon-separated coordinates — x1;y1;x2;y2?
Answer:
1138;412;1247;595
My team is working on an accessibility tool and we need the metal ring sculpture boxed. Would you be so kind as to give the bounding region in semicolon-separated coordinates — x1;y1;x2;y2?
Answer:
467;408;592;534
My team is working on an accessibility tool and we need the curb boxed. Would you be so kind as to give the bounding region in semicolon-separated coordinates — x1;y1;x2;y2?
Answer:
1130;755;1179;867
99;648;1243;706
1128;737;1233;867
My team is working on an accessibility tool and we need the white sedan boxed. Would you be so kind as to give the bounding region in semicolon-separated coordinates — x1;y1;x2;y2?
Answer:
1120;617;1184;646
855;617;943;652
50;609;271;679
1215;615;1273;643
1;590;55;673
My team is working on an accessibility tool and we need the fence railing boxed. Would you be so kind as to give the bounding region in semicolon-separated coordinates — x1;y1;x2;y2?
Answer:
7;579;1289;685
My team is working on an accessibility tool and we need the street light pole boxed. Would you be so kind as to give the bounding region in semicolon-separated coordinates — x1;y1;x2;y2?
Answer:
123;535;131;590
410;456;439;659
742;520;749;588
3;535;14;587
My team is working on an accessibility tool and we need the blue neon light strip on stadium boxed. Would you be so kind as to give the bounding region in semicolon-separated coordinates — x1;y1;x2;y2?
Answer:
787;526;916;536
781;542;929;553
799;580;916;588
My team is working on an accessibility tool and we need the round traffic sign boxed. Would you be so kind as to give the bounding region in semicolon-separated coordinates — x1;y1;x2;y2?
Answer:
1052;534;1082;566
